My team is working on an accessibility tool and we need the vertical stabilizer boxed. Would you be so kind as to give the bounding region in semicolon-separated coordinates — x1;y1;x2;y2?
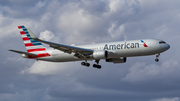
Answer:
18;25;50;58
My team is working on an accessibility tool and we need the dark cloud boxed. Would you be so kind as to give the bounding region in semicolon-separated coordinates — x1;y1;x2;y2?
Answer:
0;0;180;101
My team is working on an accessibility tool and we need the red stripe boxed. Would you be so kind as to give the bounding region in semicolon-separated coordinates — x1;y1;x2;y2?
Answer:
28;55;37;58
28;53;51;58
144;43;148;47
27;48;46;52
37;53;51;57
22;37;29;41
20;31;26;35
18;26;22;29
25;43;33;47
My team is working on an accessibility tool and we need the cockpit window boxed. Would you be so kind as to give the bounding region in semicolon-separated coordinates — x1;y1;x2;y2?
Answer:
159;41;166;44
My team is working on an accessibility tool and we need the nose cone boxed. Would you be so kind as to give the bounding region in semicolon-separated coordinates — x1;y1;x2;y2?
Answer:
166;44;170;50
161;43;170;51
156;40;170;53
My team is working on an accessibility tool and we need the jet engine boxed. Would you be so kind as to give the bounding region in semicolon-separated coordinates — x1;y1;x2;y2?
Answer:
92;50;108;59
106;57;126;63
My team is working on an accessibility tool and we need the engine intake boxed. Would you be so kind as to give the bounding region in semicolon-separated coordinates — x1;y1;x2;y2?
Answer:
93;50;108;59
106;57;126;63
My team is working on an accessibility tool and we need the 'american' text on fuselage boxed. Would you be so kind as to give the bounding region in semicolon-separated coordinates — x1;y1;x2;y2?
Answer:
104;42;139;50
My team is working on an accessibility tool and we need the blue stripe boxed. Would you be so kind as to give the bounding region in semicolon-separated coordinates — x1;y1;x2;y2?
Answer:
141;40;144;43
28;37;32;40
21;27;43;46
26;35;30;37
23;28;27;31
30;39;39;42
32;42;42;46
27;36;42;43
28;37;39;42
21;26;25;28
24;31;29;34
26;33;30;36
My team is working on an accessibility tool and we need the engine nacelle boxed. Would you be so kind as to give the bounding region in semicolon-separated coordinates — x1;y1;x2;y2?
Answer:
106;57;127;63
92;50;108;59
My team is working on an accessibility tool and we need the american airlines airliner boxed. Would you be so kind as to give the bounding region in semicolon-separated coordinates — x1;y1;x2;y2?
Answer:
9;26;170;69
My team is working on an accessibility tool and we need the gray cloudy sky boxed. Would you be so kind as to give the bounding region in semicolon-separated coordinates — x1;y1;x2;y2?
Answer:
0;0;180;101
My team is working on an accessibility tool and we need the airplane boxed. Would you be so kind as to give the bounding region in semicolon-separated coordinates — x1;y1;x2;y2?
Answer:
9;25;170;69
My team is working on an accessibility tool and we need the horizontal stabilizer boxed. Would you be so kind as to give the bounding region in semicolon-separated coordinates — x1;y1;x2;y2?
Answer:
8;49;37;56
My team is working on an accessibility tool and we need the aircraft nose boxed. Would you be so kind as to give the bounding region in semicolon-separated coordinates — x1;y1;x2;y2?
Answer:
163;43;170;51
159;42;170;51
166;44;170;50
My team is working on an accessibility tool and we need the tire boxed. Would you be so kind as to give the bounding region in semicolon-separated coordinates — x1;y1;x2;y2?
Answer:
81;62;86;65
85;63;90;67
155;59;159;62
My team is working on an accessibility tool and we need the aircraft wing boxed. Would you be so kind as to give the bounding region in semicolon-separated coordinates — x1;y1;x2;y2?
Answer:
9;49;37;56
27;28;93;58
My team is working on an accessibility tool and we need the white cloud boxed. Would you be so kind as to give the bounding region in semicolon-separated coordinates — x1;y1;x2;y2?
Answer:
108;24;125;38
0;13;40;42
151;97;180;101
2;6;21;17
21;61;64;75
40;12;52;23
21;61;82;75
21;61;59;75
39;30;54;41
36;1;46;8
0;89;52;101
43;0;141;44
122;59;179;82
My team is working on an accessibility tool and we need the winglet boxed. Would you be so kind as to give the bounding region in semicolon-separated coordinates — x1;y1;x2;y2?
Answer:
27;28;40;41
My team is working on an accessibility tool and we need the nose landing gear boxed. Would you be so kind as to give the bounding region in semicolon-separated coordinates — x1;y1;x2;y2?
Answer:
155;53;160;62
155;58;159;62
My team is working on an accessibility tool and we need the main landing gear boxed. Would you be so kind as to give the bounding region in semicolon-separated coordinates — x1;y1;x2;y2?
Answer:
81;60;101;69
93;60;101;69
81;62;90;67
155;53;160;62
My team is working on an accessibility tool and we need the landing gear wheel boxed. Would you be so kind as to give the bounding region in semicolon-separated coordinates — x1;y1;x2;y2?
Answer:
96;65;101;69
155;53;160;62
93;64;101;69
85;63;90;67
93;60;101;69
81;62;86;65
93;64;97;67
81;62;90;67
155;58;159;62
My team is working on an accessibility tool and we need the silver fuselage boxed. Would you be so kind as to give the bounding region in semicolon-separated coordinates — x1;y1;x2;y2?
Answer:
34;39;170;62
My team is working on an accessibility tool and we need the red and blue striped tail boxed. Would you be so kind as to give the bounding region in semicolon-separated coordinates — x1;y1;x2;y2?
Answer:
18;25;50;58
